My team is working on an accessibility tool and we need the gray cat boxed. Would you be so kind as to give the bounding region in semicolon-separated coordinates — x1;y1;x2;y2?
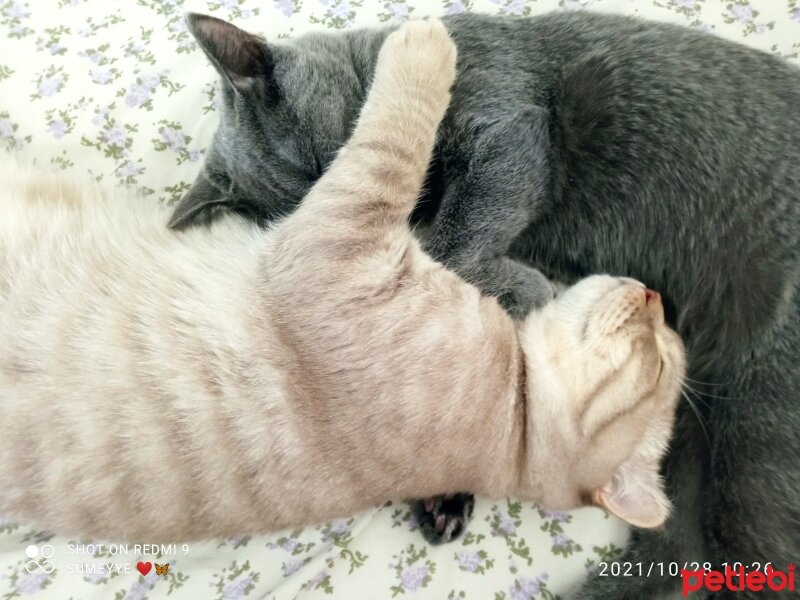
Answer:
171;11;800;600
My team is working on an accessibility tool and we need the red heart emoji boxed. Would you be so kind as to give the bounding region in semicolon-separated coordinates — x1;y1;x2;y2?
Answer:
137;561;152;576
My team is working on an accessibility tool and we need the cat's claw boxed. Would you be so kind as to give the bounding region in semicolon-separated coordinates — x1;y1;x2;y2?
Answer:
410;493;475;544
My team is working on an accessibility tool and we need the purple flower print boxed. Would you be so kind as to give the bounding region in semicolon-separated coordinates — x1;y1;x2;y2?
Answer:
282;558;305;577
125;83;150;107
0;118;14;137
792;8;800;22
509;578;539;600
498;515;516;535
387;3;408;18
48;43;64;55
189;149;201;162
4;3;30;19
221;576;252;600
275;0;295;17
240;8;253;19
104;124;128;146
15;572;48;594
123;577;155;600
38;76;63;98
508;574;549;600
83;568;110;584
455;550;481;572
729;4;753;23
169;19;188;34
443;0;466;15
672;0;695;7
326;519;350;537
88;51;103;64
141;73;161;89
120;161;143;177
91;69;113;84
503;0;526;16
160;126;186;151
91;105;110;126
48;119;66;138
281;538;300;552
400;564;429;591
542;510;568;522
754;23;766;34
561;0;583;10
306;569;327;588
330;2;351;19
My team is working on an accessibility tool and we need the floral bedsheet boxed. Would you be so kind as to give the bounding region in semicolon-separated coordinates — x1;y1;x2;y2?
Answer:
1;0;798;598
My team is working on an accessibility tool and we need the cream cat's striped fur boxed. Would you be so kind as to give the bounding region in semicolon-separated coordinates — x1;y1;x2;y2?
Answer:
0;21;685;542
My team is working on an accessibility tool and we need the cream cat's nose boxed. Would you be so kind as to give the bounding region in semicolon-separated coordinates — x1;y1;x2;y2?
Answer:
643;287;665;322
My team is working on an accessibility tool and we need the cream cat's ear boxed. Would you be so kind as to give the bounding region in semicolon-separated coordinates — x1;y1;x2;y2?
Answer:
592;457;671;529
186;13;272;93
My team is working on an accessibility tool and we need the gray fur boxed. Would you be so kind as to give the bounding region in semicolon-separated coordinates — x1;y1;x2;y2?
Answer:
174;12;800;599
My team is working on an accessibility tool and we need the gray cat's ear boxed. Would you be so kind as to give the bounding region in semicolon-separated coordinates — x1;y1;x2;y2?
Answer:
592;457;671;529
168;172;228;230
186;12;272;93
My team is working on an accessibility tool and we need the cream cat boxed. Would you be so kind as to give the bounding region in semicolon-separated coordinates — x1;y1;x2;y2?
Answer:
0;20;684;542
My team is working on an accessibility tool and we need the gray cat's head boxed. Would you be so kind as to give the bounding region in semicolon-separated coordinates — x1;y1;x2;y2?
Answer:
169;13;375;229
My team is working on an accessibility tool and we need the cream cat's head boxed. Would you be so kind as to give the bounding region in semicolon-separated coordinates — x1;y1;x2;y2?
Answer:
520;275;685;528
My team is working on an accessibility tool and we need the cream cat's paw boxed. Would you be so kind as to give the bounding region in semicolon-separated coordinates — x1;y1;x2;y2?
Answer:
377;19;457;95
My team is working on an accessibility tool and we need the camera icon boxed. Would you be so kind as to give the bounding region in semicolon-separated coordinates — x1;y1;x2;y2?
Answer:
24;544;55;574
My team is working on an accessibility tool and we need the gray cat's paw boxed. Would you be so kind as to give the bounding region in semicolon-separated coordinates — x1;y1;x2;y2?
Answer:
497;270;557;320
489;260;557;320
409;493;475;544
441;254;556;320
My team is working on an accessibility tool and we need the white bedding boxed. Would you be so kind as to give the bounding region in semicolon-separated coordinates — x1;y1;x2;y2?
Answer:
1;0;797;598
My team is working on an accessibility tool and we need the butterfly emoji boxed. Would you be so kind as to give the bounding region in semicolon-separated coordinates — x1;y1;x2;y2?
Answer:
154;563;169;576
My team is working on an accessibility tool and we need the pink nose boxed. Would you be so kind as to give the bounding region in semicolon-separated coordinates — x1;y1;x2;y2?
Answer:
644;288;661;305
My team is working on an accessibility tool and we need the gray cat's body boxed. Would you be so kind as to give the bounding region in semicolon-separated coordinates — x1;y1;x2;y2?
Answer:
173;12;800;599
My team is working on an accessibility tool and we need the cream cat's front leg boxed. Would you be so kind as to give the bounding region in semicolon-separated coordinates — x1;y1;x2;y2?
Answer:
272;20;456;262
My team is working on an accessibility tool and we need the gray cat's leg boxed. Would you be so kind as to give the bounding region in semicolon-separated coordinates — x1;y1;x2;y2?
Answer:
704;331;800;599
411;109;553;544
425;107;555;320
409;493;475;544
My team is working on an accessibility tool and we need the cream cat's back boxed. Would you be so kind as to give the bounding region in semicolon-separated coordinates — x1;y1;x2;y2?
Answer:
0;165;290;538
0;162;516;540
0;164;268;387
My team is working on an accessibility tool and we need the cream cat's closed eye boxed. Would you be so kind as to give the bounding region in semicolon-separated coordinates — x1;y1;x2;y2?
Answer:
0;20;684;541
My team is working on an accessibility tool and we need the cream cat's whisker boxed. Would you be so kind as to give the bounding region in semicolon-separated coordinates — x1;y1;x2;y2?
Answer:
680;389;712;449
681;382;744;401
682;376;733;387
